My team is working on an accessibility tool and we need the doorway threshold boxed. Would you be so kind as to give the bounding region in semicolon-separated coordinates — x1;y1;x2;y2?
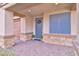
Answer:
33;38;41;41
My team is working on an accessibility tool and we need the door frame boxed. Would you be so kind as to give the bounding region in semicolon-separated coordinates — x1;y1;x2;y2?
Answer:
35;17;43;39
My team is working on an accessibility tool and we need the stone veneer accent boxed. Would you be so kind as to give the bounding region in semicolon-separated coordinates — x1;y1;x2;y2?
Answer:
0;35;15;48
43;34;76;46
20;33;32;41
72;40;79;55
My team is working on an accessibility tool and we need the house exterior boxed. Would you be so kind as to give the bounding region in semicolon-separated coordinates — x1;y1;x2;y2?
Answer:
0;3;79;49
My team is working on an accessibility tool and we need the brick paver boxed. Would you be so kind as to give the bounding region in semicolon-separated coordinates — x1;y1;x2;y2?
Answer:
10;40;75;56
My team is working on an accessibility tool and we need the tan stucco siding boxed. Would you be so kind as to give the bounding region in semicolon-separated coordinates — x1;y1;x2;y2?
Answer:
20;16;33;34
0;9;5;35
0;9;14;36
71;11;77;35
43;13;49;34
5;10;14;35
25;16;33;33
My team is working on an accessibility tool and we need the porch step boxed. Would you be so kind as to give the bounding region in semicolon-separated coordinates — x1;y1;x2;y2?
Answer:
33;38;41;41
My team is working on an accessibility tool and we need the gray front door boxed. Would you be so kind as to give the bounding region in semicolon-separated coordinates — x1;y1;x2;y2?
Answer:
35;18;42;39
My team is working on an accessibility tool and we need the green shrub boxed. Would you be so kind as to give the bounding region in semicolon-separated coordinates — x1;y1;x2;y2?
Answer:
32;34;35;38
41;35;43;38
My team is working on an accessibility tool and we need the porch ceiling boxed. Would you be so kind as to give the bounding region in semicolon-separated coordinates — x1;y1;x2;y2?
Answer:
6;3;76;17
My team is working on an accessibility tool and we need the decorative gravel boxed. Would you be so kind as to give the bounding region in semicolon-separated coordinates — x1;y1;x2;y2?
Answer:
9;40;75;56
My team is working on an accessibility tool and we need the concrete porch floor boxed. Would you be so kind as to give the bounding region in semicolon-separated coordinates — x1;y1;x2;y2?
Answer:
6;40;76;56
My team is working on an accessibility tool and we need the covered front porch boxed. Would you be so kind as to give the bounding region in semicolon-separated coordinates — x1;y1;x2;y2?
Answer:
0;3;79;55
10;3;77;46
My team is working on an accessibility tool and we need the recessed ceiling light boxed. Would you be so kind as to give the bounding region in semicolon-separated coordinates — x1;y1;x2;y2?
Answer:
28;10;32;12
55;3;58;5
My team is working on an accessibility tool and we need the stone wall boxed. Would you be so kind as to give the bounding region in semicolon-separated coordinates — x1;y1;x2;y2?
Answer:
20;33;32;41
43;34;76;46
0;35;15;48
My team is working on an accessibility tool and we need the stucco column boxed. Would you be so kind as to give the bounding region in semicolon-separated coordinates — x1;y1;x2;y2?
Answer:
20;17;32;41
0;9;15;48
76;4;79;43
20;17;27;34
43;12;49;34
71;4;79;55
42;12;49;42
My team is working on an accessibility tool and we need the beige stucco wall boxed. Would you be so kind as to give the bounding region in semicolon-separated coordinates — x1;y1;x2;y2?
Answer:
5;10;14;35
43;13;49;34
76;3;79;42
71;11;77;35
20;17;27;33
0;9;5;35
25;16;33;33
21;16;33;34
0;9;14;36
20;16;33;41
0;9;15;48
43;9;77;35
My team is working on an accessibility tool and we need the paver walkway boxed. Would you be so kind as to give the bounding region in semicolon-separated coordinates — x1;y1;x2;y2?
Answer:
9;40;75;56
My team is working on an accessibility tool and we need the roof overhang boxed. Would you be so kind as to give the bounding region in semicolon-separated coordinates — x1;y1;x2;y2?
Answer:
0;3;16;9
